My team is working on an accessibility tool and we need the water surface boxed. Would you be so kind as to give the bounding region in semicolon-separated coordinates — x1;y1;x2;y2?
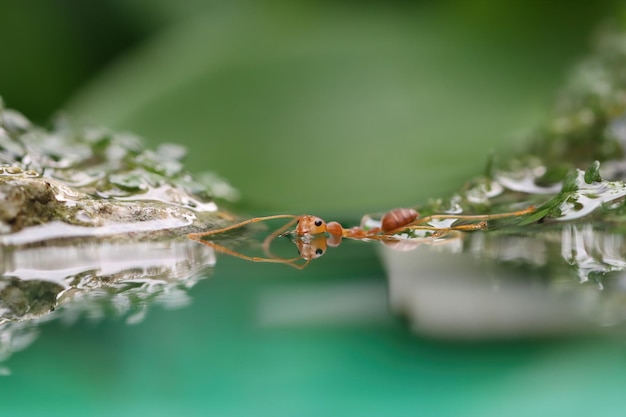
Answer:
2;230;626;417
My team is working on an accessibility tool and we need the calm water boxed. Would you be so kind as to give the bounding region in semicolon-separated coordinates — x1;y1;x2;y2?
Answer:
2;233;626;417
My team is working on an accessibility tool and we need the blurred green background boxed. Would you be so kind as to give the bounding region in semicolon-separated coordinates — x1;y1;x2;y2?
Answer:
2;0;622;213
3;2;626;417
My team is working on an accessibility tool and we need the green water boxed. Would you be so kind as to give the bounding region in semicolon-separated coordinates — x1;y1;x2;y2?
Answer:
2;238;626;417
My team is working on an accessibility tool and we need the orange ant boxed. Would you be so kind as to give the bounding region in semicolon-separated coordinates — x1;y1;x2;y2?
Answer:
187;206;536;269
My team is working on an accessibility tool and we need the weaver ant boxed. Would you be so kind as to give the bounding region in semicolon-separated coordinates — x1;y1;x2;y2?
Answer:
188;206;536;269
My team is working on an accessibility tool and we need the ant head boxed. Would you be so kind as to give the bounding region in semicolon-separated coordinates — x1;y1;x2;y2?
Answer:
295;215;327;236
295;236;327;260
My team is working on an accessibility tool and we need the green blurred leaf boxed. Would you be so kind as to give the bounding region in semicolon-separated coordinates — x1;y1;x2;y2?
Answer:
67;1;617;212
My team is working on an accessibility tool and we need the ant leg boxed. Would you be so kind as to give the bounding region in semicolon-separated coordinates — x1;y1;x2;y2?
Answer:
188;215;310;269
392;205;535;233
380;230;464;249
262;217;303;263
262;217;300;252
450;222;487;231
419;205;536;223
188;214;299;239
188;233;309;269
383;220;488;236
379;224;455;237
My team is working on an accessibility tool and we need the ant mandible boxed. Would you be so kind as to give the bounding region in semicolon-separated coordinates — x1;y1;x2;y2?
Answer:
187;206;536;269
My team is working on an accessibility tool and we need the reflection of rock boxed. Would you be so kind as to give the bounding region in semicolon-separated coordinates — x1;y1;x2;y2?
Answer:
0;278;62;324
381;225;626;339
0;238;215;364
0;239;216;323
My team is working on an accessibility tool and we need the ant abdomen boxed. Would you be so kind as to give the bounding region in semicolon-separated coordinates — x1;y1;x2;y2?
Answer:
381;208;419;232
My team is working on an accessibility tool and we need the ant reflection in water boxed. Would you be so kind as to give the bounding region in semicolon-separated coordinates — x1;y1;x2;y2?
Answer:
188;206;536;269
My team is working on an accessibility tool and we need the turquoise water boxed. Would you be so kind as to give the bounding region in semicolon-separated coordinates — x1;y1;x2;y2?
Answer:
2;238;626;417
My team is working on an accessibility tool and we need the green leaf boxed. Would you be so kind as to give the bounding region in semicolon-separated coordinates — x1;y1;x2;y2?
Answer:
584;160;602;184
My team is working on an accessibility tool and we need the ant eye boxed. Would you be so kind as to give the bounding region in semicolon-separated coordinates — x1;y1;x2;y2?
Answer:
315;248;324;255
314;219;323;227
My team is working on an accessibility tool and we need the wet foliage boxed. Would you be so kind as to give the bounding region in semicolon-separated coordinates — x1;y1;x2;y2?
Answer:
406;25;626;230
